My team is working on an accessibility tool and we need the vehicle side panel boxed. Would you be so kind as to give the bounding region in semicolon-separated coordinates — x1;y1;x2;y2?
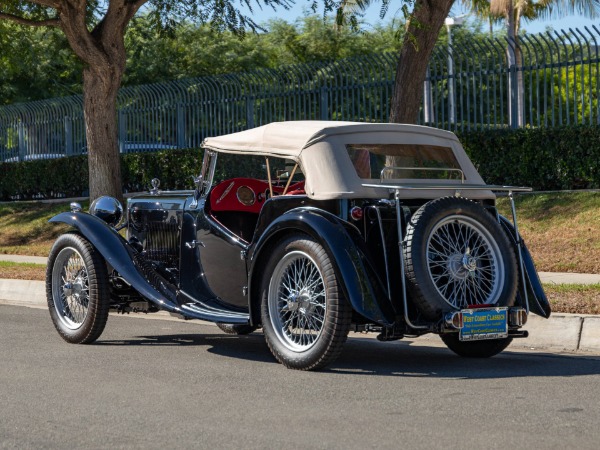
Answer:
248;205;396;326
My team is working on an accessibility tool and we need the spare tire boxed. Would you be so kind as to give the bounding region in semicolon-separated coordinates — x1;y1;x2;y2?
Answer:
404;197;517;320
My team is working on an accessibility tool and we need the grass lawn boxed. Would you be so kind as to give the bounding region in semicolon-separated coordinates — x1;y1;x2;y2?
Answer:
497;192;600;274
0;201;87;256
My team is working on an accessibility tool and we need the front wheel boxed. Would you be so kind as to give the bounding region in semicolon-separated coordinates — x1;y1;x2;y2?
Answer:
46;233;110;344
260;235;351;370
440;334;513;358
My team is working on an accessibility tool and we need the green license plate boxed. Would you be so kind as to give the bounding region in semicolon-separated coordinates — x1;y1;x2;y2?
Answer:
459;307;508;341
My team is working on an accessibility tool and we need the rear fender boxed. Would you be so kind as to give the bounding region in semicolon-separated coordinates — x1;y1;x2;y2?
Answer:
248;207;395;326
499;215;551;318
49;212;182;313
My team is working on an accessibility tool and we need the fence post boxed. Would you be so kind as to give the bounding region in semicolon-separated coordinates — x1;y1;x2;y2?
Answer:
177;104;186;149
509;62;519;129
118;109;126;153
423;68;434;124
17;122;26;162
246;97;255;129
64;116;73;157
320;87;329;120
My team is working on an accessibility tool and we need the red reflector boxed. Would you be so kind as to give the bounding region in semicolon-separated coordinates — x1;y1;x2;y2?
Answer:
350;206;364;221
467;304;494;309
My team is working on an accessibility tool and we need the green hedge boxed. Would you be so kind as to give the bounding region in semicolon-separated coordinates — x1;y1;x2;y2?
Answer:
458;126;600;190
2;126;599;201
0;149;266;201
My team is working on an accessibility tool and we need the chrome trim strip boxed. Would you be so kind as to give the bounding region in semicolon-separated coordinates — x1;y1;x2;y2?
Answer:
363;182;532;192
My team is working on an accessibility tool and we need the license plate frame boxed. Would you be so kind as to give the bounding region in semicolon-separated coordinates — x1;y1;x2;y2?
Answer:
459;307;509;341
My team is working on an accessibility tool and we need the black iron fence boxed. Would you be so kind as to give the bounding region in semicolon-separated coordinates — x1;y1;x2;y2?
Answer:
2;25;600;162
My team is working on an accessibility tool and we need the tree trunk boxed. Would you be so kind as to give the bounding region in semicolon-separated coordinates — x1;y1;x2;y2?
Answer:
83;64;123;202
389;0;455;124
57;0;140;204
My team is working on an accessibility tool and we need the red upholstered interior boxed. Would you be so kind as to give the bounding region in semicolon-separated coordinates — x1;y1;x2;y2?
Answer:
209;178;305;214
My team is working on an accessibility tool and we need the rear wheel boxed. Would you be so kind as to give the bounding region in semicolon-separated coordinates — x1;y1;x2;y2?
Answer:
440;334;513;358
260;235;351;370
46;233;110;344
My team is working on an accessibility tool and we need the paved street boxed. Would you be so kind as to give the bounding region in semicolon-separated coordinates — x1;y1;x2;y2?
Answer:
2;305;600;449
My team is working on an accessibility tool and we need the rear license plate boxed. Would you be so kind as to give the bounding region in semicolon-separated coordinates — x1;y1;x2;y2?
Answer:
459;307;508;341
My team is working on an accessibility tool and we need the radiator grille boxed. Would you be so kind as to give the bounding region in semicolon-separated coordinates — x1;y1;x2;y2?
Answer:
143;222;180;265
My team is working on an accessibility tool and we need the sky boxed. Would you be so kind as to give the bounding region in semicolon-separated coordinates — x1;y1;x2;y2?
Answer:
247;1;600;35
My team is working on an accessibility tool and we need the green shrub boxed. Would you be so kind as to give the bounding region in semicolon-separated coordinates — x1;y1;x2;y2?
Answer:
2;125;599;200
0;148;267;201
458;125;600;190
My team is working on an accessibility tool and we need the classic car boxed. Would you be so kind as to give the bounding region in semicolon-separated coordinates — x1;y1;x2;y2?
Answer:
46;121;551;370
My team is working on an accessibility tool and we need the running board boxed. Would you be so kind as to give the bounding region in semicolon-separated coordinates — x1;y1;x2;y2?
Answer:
177;291;250;324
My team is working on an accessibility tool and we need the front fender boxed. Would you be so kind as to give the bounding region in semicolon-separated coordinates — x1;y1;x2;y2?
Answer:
49;212;182;313
499;215;551;318
248;207;395;326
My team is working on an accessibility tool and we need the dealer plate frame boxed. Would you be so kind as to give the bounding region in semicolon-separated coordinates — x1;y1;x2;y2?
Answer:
459;307;509;342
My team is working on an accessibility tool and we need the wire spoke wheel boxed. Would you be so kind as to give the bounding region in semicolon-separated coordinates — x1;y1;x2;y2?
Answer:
268;251;326;352
46;233;110;344
260;235;351;370
404;197;517;322
52;247;90;330
426;215;504;309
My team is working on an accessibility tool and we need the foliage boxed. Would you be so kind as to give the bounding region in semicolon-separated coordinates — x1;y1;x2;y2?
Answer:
0;149;268;200
0;21;82;104
458;125;600;190
0;14;402;103
2;125;600;201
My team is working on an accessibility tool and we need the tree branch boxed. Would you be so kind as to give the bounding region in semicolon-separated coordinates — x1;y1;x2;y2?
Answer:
0;12;60;27
131;0;149;11
23;0;60;7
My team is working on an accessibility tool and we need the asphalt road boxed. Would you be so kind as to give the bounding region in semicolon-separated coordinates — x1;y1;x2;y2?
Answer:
2;305;600;450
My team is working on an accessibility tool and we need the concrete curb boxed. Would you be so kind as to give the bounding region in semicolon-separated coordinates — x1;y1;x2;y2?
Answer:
2;278;600;354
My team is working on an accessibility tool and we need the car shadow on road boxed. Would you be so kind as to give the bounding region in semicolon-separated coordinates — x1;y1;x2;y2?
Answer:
96;332;277;364
327;337;600;379
96;330;600;378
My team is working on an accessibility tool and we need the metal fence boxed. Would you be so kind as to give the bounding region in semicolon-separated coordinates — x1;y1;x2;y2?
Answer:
2;24;600;162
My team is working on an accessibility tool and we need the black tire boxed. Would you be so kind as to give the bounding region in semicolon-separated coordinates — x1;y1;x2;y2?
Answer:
404;197;518;320
440;334;513;358
260;234;351;370
216;323;257;335
46;233;110;344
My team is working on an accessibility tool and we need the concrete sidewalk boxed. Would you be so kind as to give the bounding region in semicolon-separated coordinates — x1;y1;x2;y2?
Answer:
1;276;599;354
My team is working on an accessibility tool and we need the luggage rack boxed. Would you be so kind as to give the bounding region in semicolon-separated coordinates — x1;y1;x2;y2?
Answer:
362;181;532;331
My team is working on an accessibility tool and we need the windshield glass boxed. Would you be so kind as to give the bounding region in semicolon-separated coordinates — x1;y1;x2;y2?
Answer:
346;143;463;181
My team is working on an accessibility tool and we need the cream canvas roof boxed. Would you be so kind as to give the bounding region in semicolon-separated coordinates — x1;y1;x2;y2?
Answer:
202;121;492;200
202;121;459;158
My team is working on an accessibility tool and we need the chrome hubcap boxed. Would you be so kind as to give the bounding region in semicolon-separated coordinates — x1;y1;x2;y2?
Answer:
268;250;326;352
52;247;90;330
426;215;504;309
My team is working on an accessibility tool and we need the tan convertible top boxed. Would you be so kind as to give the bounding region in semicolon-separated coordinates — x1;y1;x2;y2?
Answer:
202;121;492;200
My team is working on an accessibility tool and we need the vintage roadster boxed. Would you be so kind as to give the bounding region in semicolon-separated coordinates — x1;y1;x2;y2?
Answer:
46;121;551;370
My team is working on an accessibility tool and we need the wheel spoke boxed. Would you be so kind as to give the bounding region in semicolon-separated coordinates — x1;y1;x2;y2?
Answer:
426;216;503;309
268;250;327;352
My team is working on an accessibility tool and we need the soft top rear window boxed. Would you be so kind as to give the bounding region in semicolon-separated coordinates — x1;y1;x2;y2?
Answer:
346;144;463;181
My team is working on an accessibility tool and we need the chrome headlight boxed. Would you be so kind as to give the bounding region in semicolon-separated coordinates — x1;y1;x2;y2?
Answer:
89;196;123;227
